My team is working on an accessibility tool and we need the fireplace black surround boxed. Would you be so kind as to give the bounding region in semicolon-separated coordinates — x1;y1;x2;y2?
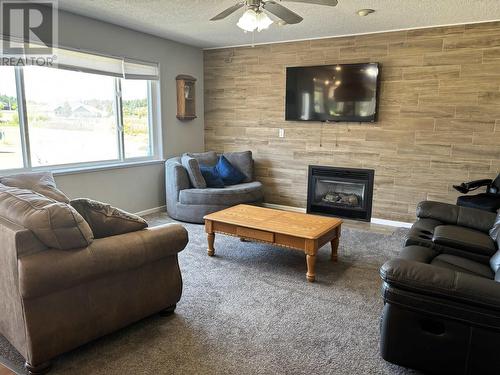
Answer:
307;166;375;221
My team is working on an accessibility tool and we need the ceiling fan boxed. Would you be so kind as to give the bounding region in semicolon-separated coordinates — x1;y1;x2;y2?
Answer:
210;0;338;32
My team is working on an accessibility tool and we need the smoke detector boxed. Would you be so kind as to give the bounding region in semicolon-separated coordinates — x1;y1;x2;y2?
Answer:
357;9;375;17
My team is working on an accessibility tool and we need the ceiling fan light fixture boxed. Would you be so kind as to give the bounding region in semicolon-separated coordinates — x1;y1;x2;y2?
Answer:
256;11;273;31
237;9;258;32
237;8;274;32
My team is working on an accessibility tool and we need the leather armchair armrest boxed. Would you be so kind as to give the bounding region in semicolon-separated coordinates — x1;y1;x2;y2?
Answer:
381;259;500;311
416;200;496;233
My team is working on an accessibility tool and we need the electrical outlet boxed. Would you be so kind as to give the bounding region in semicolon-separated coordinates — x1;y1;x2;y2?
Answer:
278;128;285;138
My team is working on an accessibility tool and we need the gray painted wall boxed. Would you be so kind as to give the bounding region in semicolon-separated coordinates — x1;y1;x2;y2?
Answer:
55;163;166;214
49;10;204;212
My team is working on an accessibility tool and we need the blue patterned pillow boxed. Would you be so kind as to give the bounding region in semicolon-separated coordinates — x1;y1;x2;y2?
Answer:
216;156;246;185
199;165;225;188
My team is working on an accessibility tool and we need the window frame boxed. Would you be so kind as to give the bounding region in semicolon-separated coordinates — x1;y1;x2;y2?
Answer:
0;65;161;175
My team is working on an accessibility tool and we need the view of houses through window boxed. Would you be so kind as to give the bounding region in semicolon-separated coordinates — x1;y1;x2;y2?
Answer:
0;66;153;171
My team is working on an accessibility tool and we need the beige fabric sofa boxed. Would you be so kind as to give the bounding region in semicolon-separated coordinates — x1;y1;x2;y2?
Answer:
0;178;188;374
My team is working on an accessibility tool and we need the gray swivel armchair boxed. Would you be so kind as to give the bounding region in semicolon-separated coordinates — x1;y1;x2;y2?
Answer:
165;151;263;223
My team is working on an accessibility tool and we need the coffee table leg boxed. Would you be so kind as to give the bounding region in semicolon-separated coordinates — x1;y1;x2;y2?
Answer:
331;238;339;262
306;254;316;282
207;233;215;256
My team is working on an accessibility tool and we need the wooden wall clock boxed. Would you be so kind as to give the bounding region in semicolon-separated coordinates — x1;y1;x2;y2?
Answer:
176;75;197;121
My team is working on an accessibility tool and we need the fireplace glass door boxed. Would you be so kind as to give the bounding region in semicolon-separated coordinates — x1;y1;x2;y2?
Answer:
313;178;366;211
307;166;374;221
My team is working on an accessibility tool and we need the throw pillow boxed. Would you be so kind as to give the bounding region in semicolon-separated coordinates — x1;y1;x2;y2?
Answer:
490;210;500;242
185;151;218;166
0;184;93;250
491;248;500;273
0;171;70;203
181;154;207;188
216;155;246;186
70;198;148;239
223;151;253;183
200;165;225;188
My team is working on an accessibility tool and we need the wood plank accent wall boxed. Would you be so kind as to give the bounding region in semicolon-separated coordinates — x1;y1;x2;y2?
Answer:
204;21;500;222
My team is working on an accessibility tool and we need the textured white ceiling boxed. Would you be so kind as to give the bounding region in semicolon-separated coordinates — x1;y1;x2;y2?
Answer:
58;0;500;49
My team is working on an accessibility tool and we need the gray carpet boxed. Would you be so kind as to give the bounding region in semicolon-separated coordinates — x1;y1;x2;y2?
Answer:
0;214;420;374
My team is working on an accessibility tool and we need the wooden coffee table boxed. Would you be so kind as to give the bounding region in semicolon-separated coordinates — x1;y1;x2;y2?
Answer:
204;204;342;282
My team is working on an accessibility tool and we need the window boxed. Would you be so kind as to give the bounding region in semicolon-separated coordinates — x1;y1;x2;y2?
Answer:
122;79;151;159
24;67;119;166
0;50;159;172
0;67;23;169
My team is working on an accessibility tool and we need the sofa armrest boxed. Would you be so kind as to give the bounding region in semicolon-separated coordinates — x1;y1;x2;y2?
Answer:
0;216;47;259
19;223;188;299
165;159;190;220
137;223;189;257
381;259;500;311
416;200;496;233
166;159;190;198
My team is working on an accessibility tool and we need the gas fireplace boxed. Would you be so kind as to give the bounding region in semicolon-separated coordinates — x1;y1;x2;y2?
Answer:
307;166;374;221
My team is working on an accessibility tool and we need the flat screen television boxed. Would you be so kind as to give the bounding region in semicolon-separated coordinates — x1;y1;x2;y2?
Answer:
285;63;380;123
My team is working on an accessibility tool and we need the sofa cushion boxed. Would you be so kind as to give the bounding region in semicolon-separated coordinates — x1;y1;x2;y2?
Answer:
417;200;496;233
431;254;494;279
199;165;225;188
0;184;93;250
216;155;246;185
70;198;148;239
186;151;218;166
181;154;206;189
223;151;253;183
490;210;500;242
433;225;496;257
0;171;69;203
179;181;263;206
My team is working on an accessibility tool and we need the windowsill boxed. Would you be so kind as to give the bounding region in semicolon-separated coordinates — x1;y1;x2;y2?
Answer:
52;159;165;176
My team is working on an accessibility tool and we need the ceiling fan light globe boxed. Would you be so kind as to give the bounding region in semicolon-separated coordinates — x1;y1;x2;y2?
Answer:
256;12;273;31
237;9;258;32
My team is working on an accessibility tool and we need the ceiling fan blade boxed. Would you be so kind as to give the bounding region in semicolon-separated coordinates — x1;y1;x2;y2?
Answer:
281;0;338;6
210;2;245;21
263;1;303;24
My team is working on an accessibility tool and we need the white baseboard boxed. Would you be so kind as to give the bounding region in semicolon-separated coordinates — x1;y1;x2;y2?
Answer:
262;202;306;213
371;218;412;228
135;205;166;216
262;203;412;228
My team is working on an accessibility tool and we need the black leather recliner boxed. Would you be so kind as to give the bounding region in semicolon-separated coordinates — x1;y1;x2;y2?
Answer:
380;201;500;375
454;174;500;212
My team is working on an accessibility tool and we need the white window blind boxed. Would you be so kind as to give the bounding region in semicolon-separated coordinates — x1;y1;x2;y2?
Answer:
0;36;159;80
55;48;159;80
123;59;160;80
